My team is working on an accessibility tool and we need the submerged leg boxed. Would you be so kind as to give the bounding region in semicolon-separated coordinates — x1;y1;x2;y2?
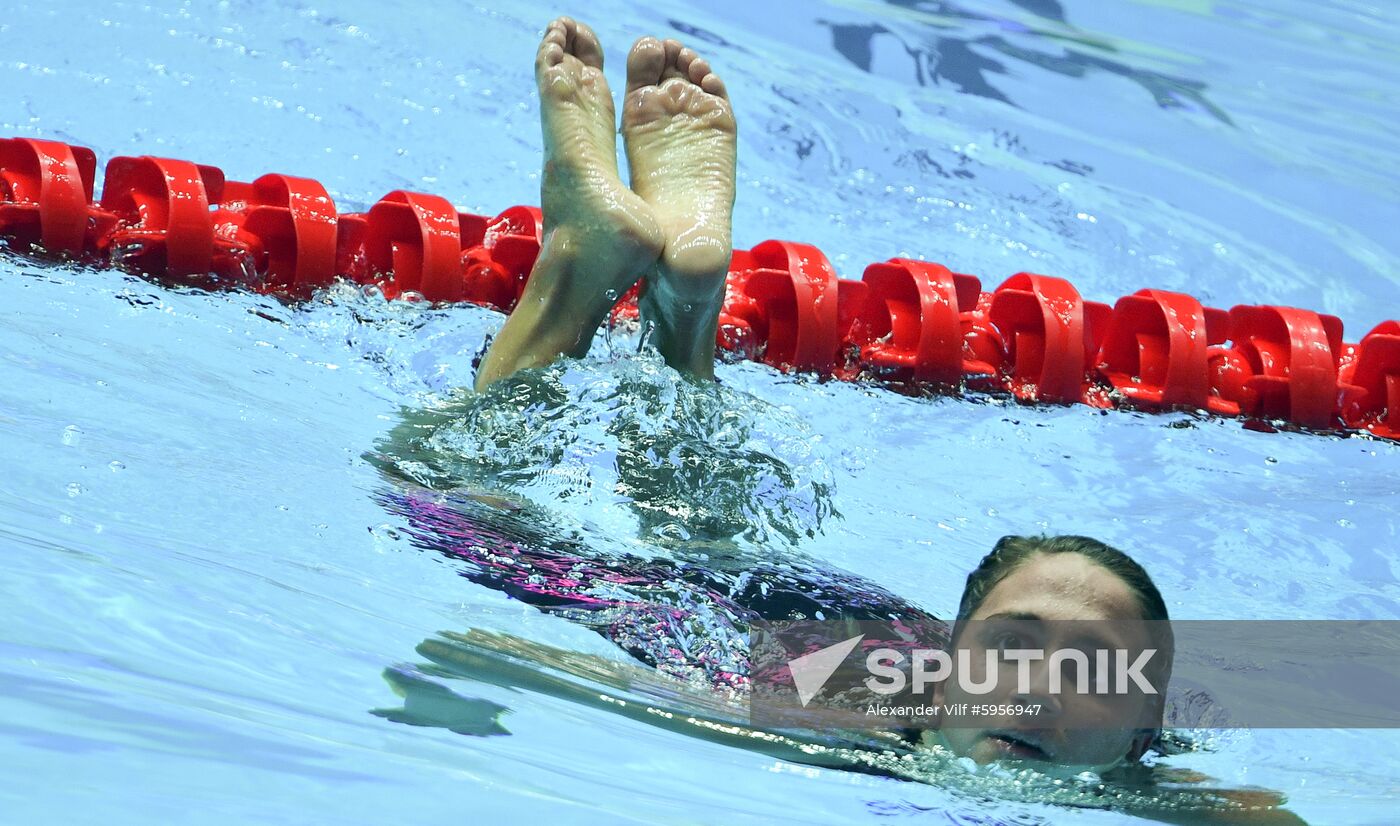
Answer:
474;18;663;392
623;37;738;380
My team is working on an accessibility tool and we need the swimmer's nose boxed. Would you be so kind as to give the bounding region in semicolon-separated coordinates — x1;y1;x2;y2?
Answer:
1012;660;1063;719
1016;689;1062;720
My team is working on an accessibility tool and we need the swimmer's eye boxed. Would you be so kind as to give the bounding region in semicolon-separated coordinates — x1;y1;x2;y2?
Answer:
993;631;1029;652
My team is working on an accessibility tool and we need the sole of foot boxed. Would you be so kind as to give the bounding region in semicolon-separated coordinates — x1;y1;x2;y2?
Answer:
622;36;738;377
532;17;664;338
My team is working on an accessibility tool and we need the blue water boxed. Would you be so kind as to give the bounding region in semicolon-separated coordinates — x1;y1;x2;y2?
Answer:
3;0;1398;823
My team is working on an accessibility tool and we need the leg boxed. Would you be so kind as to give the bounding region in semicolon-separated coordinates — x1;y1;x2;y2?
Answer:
474;18;663;392
622;38;738;380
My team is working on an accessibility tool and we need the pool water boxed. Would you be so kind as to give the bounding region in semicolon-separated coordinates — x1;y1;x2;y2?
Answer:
3;0;1398;823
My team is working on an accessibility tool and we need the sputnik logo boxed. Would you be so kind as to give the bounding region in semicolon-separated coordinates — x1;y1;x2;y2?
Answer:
787;635;864;707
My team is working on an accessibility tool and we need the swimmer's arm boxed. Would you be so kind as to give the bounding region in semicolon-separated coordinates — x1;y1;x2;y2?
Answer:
415;630;914;773
1130;791;1307;825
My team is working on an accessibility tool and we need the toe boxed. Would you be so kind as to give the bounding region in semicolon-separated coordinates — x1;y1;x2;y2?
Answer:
687;56;711;86
534;43;562;70
537;42;564;71
552;17;578;57
660;39;686;81
537;19;567;69
573;20;605;70
700;72;729;100
677;46;697;74
626;36;666;93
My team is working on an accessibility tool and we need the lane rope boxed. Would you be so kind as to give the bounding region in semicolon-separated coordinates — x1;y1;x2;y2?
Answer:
2;136;1397;440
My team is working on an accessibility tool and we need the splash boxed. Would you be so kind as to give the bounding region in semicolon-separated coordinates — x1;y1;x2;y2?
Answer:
381;350;839;551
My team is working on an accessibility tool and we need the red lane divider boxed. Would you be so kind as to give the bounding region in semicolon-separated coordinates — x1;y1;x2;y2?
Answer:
1098;289;1236;415
0;137;101;256
960;288;1006;386
844;259;981;386
2;136;1396;441
1340;321;1400;439
473;205;542;311
99;155;249;281
362;190;464;301
1218;306;1360;430
721;240;862;374
987;273;1111;405
216;173;340;299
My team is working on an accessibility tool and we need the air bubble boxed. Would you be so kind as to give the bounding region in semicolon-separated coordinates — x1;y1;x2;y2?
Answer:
369;523;400;540
650;522;692;541
62;425;83;446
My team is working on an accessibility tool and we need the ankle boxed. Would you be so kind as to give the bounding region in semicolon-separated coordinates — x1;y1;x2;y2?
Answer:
639;287;721;378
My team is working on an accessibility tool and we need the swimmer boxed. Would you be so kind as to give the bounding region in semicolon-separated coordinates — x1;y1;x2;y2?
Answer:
377;490;1305;824
457;20;1179;774
374;17;1304;823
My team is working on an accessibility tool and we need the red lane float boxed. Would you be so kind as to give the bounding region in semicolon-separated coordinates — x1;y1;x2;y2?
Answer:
0;138;100;256
2;135;1396;442
1215;306;1361;430
1098;289;1236;415
472;205;542;311
99;155;246;281
1340;322;1400;439
216;174;340;298
721;240;863;374
987;273;1111;405
361;190;463;301
844;259;981;386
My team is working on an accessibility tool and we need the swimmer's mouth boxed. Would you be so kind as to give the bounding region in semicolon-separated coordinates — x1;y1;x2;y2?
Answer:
985;730;1052;761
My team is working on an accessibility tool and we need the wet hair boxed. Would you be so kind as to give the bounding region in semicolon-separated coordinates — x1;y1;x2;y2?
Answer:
952;534;1175;750
954;534;1170;626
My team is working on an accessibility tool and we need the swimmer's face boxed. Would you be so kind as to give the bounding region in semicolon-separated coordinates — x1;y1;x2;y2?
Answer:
933;553;1160;771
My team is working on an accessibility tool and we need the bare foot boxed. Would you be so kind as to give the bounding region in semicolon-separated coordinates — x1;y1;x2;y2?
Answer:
474;18;664;391
623;37;738;379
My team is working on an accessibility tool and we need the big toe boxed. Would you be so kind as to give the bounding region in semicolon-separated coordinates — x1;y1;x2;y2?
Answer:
626;36;666;94
571;20;605;69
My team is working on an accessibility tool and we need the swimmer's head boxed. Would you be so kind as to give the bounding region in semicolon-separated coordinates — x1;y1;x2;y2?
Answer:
932;535;1173;771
